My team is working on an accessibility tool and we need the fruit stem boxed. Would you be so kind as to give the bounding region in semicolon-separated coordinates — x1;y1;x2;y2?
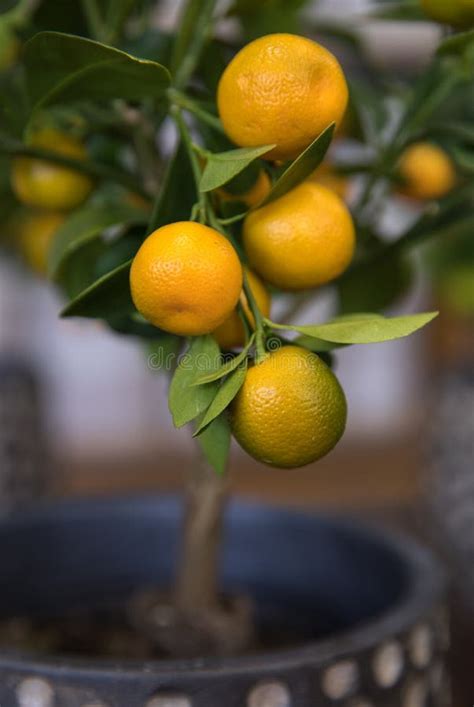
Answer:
81;0;105;41
242;270;267;362
0;139;150;199
172;106;207;223
169;89;225;134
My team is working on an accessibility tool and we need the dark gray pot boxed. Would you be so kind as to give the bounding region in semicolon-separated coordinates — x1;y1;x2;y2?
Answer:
0;497;448;707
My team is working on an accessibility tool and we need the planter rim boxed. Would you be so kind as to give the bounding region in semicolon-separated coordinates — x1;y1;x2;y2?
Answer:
0;494;445;680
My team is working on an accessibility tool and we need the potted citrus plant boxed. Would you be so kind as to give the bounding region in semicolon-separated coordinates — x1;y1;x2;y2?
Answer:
0;0;472;704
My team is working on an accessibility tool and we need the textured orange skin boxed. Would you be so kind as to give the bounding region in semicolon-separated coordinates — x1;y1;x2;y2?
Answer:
398;142;456;200
18;211;64;276
219;170;272;209
130;221;243;336
231;345;347;468
213;268;271;350
217;33;348;162
243;182;355;291
11;129;93;211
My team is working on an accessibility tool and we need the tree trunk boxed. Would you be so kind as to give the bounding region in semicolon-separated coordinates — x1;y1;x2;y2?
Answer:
175;454;228;611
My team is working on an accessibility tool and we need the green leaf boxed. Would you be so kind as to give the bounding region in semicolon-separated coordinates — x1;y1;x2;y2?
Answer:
200;145;274;192
437;29;474;57
349;79;387;147
106;313;163;340
452;146;474;173
23;32;171;118
269;311;438;344
147;140;197;233
60;259;134;319
196;413;231;475
338;253;413;314
168;336;221;427
192;334;254;385
48;203;145;280
194;361;247;435
260;124;334;206
0;70;29;139
147;336;182;371
369;0;426;20
293;335;345;353
171;0;219;89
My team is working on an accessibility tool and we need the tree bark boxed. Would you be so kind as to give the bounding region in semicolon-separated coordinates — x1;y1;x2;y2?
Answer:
175;454;228;612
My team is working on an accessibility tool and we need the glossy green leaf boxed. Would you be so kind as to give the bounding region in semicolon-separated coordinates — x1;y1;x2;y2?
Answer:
192;334;255;385
452;146;474;173
171;0;219;89
260;124;334;206
60;259;134;319
200;145;274;192
168;336;221;427
369;1;425;20
437;29;474;57
147;336;182;371
48;203;145;280
147;140;197;233
196;413;231;475
349;79;387;147
23;32;171;117
293;335;345;353
269;311;438;344
338;253;413;314
194;361;247;435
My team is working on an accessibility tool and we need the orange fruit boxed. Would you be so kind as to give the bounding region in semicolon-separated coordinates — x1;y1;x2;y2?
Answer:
217;33;348;162
398;142;456;200
213;268;271;349
219;170;271;209
231;345;347;468
11;128;93;211
130;221;243;336
18;211;64;276
243;181;355;290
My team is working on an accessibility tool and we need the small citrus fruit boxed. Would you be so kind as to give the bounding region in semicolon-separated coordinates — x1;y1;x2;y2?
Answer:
219;170;272;209
231;345;347;468
420;0;474;26
18;211;64;276
213;268;271;349
243;181;355;290
11;128;93;211
398;142;456;200
130;221;243;336
217;33;348;162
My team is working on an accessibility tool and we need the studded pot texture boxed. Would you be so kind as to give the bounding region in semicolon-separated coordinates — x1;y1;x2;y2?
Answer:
0;497;448;707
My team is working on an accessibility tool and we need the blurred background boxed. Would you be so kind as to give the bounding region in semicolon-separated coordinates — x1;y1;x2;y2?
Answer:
0;0;472;698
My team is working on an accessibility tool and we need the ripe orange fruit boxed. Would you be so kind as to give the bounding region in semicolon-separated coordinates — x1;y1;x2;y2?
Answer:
213;268;271;349
217;33;348;162
17;211;64;276
243;181;355;290
398;142;456;200
218;170;272;209
130;221;243;336
231;345;347;468
11;128;93;211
